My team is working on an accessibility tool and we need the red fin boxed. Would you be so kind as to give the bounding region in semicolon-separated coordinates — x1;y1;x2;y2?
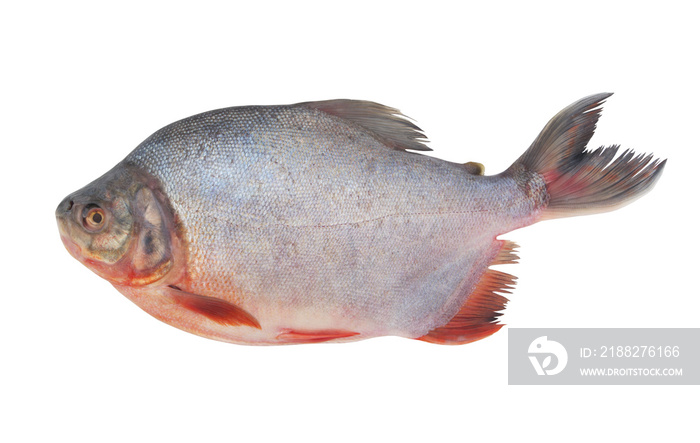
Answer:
418;241;517;345
166;285;261;329
510;93;665;220
277;329;360;344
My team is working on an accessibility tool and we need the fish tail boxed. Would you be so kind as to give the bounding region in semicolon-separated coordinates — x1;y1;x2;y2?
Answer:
510;93;666;220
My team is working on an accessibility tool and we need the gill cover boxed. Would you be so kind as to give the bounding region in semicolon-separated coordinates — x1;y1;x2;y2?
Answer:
128;186;173;285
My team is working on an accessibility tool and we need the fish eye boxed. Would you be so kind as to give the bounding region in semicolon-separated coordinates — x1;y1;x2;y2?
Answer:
82;204;106;232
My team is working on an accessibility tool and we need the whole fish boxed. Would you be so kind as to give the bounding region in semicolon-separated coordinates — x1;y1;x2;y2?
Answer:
56;94;665;345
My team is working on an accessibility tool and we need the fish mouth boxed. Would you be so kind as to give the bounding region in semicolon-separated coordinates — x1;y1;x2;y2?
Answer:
56;197;83;261
58;228;83;261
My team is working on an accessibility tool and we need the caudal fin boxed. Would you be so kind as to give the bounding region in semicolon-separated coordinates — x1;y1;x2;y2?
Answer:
511;93;666;220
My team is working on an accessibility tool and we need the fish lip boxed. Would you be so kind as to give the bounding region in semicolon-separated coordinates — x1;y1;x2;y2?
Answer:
57;232;103;279
58;231;83;261
55;205;83;261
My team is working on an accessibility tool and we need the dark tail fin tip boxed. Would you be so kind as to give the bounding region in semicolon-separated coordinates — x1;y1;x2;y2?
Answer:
516;92;613;174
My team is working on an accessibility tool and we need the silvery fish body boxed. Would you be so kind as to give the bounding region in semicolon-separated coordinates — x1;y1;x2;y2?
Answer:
56;94;665;345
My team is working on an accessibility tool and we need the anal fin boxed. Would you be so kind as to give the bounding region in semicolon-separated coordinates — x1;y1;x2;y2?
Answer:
417;240;518;345
277;329;360;344
166;285;261;329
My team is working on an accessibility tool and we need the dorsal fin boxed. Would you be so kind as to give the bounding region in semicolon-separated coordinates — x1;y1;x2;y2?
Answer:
298;99;431;151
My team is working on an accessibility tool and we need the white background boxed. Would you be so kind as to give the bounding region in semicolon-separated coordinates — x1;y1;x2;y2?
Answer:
2;1;697;442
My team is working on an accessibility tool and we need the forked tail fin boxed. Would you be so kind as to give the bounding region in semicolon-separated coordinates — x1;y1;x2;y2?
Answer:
511;93;666;220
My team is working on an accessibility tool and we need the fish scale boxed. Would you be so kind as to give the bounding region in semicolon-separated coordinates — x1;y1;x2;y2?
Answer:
123;105;530;337
56;94;665;345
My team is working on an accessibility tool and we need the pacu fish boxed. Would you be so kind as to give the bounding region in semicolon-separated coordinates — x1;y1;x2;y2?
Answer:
56;93;665;345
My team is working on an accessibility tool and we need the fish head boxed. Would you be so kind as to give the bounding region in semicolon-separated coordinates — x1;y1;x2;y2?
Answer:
56;163;176;287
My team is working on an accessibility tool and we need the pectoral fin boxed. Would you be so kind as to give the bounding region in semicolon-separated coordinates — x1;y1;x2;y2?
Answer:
166;285;261;329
